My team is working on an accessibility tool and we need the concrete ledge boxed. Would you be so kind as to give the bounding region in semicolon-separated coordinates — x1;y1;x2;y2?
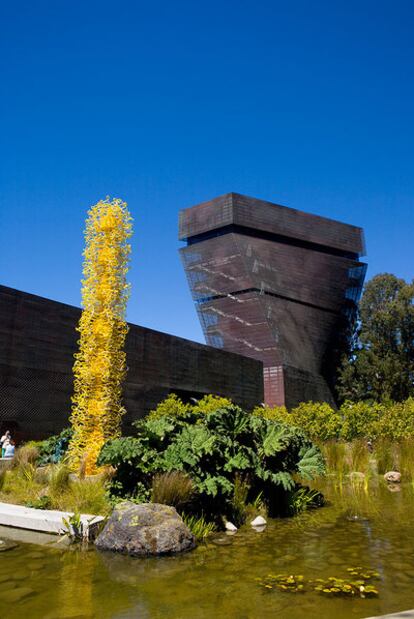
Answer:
364;611;414;618
0;501;104;536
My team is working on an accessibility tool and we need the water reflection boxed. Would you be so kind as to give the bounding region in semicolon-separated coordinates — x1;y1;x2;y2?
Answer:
1;480;414;618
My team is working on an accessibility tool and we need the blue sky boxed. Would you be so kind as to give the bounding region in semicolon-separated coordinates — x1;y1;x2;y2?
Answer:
1;0;413;344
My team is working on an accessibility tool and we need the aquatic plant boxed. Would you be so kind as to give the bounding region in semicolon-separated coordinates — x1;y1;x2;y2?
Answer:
374;439;397;475
257;567;380;599
257;573;306;593
182;514;216;540
68;197;133;475
287;486;324;515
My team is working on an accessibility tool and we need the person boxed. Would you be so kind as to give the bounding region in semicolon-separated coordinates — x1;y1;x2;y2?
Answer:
0;431;11;458
3;440;15;459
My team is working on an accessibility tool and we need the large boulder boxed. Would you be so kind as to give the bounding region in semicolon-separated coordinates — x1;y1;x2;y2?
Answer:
95;502;196;557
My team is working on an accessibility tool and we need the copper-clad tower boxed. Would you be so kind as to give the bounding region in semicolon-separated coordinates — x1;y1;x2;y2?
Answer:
179;193;366;408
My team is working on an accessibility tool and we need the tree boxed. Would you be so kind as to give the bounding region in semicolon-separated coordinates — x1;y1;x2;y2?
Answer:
68;197;133;474
337;273;414;403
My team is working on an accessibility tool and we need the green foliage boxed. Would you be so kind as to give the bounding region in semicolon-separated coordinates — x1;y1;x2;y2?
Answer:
26;495;51;510
339;401;382;441
254;401;342;441
148;392;233;420
259;398;414;443
182;514;216;540
151;471;194;508
287;487;324;516
191;394;233;414
338;273;414;403
0;469;6;492
37;428;74;466
48;462;70;494
148;393;190;420
257;568;380;598
98;404;325;519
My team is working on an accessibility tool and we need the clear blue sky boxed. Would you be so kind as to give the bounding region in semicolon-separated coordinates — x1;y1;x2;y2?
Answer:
1;0;413;344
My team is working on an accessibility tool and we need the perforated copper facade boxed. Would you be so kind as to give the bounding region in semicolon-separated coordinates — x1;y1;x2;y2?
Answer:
179;193;367;408
0;285;263;440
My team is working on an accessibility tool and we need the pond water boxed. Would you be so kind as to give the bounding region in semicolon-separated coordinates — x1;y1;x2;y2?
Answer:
1;480;414;619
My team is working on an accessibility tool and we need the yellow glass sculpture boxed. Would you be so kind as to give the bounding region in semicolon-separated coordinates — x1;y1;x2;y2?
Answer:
68;198;133;474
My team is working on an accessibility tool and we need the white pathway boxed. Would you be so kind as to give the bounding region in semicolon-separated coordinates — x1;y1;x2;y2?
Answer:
0;501;104;536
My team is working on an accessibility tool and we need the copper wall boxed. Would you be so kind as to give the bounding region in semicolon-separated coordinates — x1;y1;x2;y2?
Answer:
179;193;366;408
0;285;263;440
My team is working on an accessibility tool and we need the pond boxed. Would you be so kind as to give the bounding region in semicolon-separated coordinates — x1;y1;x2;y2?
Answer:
1;479;414;618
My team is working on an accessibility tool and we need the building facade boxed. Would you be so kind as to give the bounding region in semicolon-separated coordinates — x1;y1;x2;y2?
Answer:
179;193;367;408
0;285;263;440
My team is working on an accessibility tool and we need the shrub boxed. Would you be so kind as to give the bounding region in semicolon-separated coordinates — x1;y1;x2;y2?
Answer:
290;402;342;441
191;394;233;414
148;393;189;420
254;402;341;441
340;401;384;441
98;404;326;520
37;428;73;466
151;471;194;508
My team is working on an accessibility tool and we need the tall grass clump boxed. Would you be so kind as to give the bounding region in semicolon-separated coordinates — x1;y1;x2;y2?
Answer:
12;444;39;469
374;440;397;475
48;462;70;494
64;479;110;515
151;471;194;509
398;439;414;480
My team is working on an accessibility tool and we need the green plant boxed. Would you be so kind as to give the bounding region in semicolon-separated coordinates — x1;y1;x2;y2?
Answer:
148;393;189;420
151;471;194;508
191;394;233;415
48;463;70;494
287;487;324;515
229;474;250;526
64;479;110;515
26;495;51;510
37;428;73;466
374;440;397;475
98;404;326;520
0;469;7;492
346;439;371;474
182;514;216;540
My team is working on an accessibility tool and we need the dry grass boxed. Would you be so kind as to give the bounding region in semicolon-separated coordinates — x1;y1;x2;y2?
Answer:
0;463;110;516
151;471;194;508
12;444;39;469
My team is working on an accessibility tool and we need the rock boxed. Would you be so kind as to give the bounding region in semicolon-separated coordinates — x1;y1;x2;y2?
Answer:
384;471;401;483
0;539;18;552
225;521;237;532
95;502;196;557
250;516;266;527
387;483;401;492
